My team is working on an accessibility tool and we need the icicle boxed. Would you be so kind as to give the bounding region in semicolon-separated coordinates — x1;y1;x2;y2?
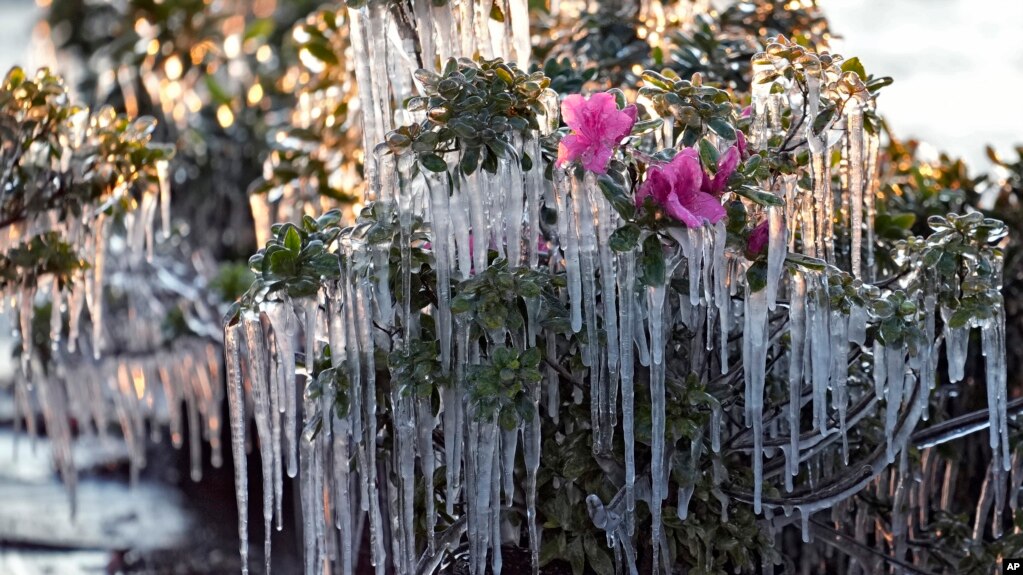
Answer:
89;214;107;359
19;285;36;378
750;55;776;148
787;272;806;487
594;179;620;452
355;279;387;575
618;249;638;532
571;172;603;451
66;270;86;353
242;313;275;574
808;276;831;432
156;158;172;239
885;348;905;463
491;435;503;575
225;323;249;575
829;310;849;463
846;102;865;278
468;416;498;575
864;130;880;282
765;206;786;310
523;376;542;574
418;396;438;555
745;286;769;513
428;171;454;371
333;414;354;575
391;377;418;575
267;301;300;477
554;170;583;333
49;280;63;348
714;221;729;373
646;242;681;574
983;304;1011;469
873;340;887;400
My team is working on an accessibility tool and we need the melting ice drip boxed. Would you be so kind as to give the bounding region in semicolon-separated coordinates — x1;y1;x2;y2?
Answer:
225;10;1010;575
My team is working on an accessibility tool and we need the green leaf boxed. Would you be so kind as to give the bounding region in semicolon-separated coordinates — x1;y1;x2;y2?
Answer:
460;147;480;175
865;76;894;93
489;1;505;22
566;537;585;575
609;224;641;253
244;18;275;41
707;117;736;140
302;39;339;66
204;75;231;106
812;105;836;135
948;307;973;329
746;260;768;292
734;185;784;207
539;531;567;566
841;57;866;79
584;534;615;575
284;226;302;254
698;139;719;174
785;253;826;271
640;234;666;286
631;118;663;135
420;152;448;173
597;175;635;220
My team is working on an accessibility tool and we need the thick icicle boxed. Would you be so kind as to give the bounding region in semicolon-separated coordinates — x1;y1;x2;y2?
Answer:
224;323;249;575
242;313;276;574
846;102;865;278
618;249;638;532
787;272;806;488
745;286;769;513
765;205;786;310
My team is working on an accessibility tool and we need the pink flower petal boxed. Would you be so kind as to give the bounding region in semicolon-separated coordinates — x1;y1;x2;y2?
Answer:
688;191;727;224
581;144;615;174
747;220;769;255
638;146;725;228
702;146;740;196
558;93;637;174
561;94;588;131
605;104;638;144
664;194;703;228
665;149;703;201
636;167;670;207
557;133;592;168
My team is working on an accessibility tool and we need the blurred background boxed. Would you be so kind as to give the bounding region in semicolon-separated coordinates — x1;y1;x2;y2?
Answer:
0;0;1020;573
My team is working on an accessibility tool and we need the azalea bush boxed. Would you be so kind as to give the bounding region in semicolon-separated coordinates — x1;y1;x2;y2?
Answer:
224;2;1017;574
3;1;1020;574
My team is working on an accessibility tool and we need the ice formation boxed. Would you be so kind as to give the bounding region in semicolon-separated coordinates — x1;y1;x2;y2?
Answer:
220;9;1009;575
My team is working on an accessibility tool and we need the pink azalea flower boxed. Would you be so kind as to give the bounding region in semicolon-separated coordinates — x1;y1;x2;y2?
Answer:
556;92;637;174
741;106;752;118
746;220;769;256
635;148;725;228
736;129;748;158
701;145;741;197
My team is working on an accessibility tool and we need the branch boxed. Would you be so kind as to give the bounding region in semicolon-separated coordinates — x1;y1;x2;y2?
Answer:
912;397;1023;449
543;355;587;393
810;519;941;575
726;374;925;510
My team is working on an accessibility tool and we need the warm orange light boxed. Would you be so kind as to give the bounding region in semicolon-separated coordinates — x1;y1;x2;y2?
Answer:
217;104;235;128
247;83;264;106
